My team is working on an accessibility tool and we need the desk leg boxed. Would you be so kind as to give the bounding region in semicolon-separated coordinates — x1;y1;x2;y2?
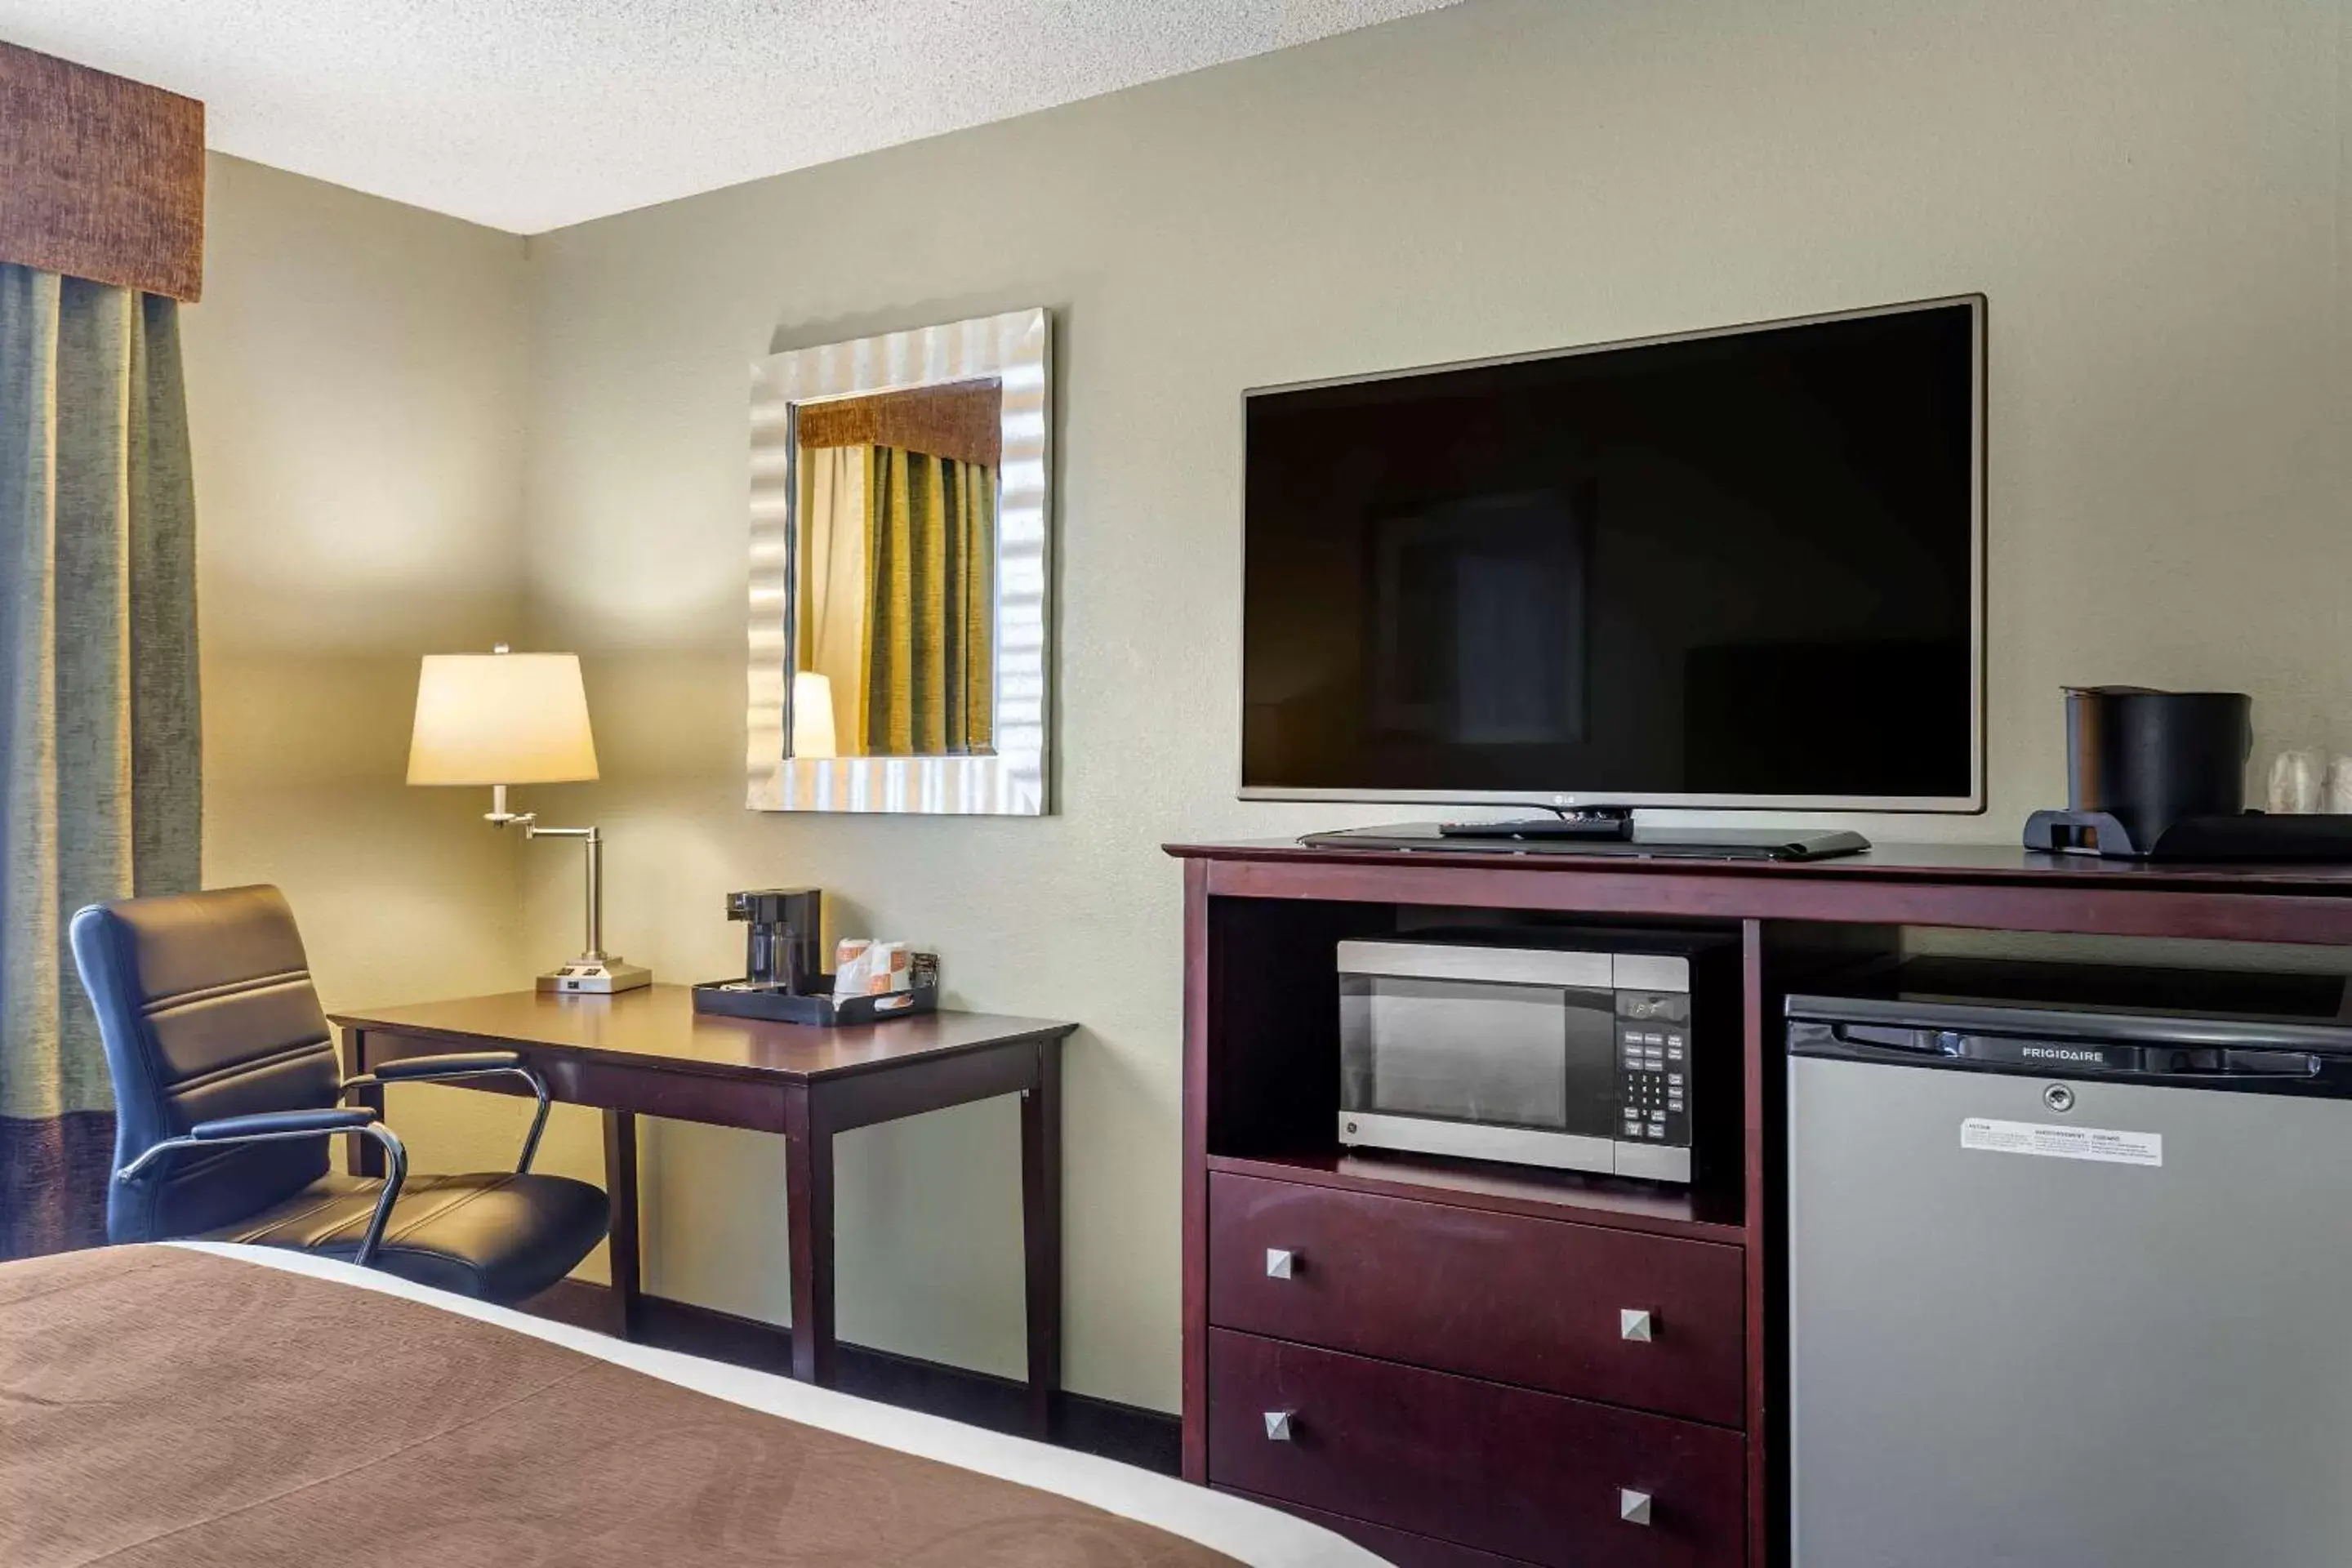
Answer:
604;1110;643;1341
784;1086;836;1386
344;1029;385;1178
1021;1040;1064;1439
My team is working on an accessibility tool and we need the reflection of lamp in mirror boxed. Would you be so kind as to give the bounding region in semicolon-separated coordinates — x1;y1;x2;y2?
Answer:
407;645;651;994
791;671;838;759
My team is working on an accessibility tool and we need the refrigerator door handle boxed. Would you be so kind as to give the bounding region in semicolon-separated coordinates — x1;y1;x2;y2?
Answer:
1833;1023;1956;1054
2153;1049;2322;1081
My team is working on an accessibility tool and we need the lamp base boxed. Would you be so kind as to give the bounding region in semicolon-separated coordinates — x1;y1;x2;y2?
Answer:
537;956;653;995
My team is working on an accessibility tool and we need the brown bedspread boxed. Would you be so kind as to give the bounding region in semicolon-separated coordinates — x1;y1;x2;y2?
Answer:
0;1245;1244;1567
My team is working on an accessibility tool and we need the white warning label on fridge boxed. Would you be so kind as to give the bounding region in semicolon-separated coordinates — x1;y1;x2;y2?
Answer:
1960;1117;2163;1168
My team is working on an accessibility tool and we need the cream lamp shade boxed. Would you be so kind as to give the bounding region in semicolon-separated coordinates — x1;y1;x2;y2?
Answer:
407;652;599;786
791;670;839;760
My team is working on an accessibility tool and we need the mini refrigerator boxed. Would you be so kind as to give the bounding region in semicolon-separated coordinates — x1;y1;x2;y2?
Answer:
1787;961;2352;1567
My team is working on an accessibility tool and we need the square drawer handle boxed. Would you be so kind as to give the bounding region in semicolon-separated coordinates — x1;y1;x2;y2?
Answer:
1620;1489;1653;1526
1263;1410;1296;1441
1265;1248;1296;1280
1620;1308;1655;1342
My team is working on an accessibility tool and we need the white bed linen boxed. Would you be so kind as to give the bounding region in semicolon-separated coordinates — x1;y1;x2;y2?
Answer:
173;1242;1385;1568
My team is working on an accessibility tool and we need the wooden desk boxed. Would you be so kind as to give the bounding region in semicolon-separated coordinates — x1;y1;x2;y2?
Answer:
331;984;1077;1434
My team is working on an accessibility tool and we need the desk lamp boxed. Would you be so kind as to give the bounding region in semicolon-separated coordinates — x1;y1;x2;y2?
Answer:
407;645;650;994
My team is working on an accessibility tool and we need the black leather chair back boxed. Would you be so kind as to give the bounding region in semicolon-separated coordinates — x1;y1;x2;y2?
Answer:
69;885;344;1242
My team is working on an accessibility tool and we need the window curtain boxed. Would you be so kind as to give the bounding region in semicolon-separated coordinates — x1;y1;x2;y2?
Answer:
865;444;995;756
0;261;200;1259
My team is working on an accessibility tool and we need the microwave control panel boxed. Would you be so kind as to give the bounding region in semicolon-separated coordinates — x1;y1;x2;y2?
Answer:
1616;991;1690;1147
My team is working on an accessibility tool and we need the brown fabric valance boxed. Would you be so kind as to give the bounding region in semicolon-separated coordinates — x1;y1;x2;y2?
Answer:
0;42;205;301
798;379;1001;468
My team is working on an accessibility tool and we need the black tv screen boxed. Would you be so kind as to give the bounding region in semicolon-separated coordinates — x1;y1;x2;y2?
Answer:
1241;298;1983;809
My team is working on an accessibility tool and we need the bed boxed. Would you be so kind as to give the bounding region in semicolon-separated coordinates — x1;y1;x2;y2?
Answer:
0;1242;1383;1567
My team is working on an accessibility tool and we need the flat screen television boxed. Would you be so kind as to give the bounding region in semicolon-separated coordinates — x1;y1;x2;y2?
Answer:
1241;296;1984;813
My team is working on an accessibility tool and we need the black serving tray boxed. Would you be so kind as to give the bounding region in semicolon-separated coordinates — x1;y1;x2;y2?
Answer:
692;976;938;1027
2027;808;2352;862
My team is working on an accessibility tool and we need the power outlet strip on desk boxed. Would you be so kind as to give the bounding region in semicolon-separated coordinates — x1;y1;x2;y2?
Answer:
1167;837;2352;1568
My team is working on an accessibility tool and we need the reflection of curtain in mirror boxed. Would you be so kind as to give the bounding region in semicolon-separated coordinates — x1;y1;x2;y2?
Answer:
795;445;872;750
866;445;995;755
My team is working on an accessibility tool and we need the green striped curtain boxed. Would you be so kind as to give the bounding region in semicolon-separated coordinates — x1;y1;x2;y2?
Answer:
0;262;201;1258
864;446;995;755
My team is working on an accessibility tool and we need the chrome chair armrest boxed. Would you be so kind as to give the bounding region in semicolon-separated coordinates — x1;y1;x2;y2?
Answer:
116;1109;410;1267
370;1050;524;1082
341;1055;551;1174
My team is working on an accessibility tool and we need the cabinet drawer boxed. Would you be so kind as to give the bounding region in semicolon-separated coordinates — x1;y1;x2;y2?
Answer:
1209;1172;1746;1424
1208;1330;1744;1568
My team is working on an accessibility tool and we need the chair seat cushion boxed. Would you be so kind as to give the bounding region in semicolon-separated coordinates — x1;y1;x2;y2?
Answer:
201;1170;608;1303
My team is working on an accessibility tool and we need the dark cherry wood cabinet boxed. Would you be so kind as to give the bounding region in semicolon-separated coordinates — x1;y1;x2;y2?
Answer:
1208;1329;1747;1567
1209;1172;1746;1425
1171;837;2352;1566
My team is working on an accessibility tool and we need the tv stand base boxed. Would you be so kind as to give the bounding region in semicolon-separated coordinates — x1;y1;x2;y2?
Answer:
1439;808;1633;842
1304;822;1873;862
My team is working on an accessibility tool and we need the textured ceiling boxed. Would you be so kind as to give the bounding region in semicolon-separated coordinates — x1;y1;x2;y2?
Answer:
0;0;1461;234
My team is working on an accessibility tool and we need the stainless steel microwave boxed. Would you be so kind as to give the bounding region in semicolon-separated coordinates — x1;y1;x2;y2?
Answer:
1337;933;1731;1183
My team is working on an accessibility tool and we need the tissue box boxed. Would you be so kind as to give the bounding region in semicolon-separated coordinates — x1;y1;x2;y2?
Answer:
835;940;915;999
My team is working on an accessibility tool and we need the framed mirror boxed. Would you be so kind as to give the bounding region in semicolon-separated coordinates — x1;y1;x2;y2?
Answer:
747;309;1052;813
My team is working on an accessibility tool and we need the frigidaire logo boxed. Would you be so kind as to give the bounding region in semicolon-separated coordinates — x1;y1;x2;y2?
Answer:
2022;1046;2102;1063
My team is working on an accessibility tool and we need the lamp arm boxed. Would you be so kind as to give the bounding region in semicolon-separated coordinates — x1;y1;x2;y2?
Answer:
476;780;644;992
523;822;604;961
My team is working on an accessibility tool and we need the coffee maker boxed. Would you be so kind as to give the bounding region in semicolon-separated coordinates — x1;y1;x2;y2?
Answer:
727;888;824;992
2025;687;2352;862
2025;687;2252;856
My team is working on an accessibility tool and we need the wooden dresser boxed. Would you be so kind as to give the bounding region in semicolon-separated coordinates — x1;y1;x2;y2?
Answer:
1168;838;2352;1567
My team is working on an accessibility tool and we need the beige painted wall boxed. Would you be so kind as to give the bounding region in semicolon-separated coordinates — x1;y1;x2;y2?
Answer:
513;0;2350;1411
174;0;2350;1414
183;154;610;1239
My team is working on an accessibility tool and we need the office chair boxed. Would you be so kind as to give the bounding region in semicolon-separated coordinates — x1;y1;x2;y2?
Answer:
70;884;608;1303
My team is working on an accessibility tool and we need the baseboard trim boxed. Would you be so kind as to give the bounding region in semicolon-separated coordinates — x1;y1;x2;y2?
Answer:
523;1279;1179;1477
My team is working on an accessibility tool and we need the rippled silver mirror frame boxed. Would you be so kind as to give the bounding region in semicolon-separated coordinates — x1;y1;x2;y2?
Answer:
747;309;1052;814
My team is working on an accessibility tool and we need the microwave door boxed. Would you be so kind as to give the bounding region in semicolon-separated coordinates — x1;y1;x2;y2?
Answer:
1341;976;1619;1156
1368;977;1570;1127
